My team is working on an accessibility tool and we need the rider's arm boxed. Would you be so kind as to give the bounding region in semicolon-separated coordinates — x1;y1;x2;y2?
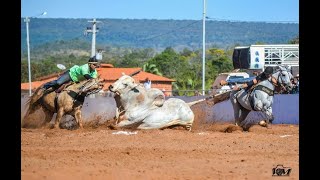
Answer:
233;78;257;90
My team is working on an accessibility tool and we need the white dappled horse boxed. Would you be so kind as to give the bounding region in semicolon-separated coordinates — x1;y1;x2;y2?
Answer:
230;65;293;130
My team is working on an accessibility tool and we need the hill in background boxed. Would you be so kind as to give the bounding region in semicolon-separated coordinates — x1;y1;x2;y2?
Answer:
21;18;298;53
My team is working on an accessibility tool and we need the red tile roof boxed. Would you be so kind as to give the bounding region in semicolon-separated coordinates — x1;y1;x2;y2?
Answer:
21;77;56;91
21;64;174;91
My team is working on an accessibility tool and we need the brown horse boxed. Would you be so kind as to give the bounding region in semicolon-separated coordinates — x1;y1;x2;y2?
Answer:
23;78;105;129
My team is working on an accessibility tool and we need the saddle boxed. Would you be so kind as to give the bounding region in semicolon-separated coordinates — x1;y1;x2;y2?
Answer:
55;82;74;93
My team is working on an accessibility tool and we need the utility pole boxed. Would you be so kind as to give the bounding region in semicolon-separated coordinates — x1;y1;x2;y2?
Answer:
84;18;101;57
202;0;206;95
24;11;47;96
25;17;32;96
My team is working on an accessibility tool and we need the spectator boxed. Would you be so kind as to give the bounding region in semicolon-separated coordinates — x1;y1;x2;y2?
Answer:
143;78;152;90
295;74;299;93
252;71;260;76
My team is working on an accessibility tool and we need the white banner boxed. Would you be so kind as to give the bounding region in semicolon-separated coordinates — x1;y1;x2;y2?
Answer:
249;47;265;69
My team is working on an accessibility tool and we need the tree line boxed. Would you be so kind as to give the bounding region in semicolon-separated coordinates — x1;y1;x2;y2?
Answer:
21;45;233;95
21;36;298;95
21;18;299;51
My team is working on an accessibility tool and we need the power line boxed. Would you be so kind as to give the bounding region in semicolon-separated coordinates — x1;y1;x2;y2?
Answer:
206;16;298;24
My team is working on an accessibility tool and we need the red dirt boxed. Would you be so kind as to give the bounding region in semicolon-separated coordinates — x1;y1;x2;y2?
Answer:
22;101;299;179
22;123;298;180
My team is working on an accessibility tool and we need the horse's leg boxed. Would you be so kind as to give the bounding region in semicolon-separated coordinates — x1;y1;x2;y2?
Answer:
52;108;64;129
265;106;274;123
42;108;54;123
237;108;251;131
74;109;83;129
256;96;274;127
230;91;242;126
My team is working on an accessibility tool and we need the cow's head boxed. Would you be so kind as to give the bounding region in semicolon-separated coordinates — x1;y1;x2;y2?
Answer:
108;74;136;95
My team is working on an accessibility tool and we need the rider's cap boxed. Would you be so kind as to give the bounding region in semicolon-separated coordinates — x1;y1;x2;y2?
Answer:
88;56;98;64
264;66;273;75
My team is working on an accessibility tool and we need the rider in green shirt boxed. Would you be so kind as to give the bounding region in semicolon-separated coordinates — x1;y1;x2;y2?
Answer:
41;56;100;92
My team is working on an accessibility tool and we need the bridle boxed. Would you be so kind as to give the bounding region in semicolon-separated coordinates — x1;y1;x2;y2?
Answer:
272;68;291;94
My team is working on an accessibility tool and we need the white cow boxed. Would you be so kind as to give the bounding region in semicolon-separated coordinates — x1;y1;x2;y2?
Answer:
108;75;194;131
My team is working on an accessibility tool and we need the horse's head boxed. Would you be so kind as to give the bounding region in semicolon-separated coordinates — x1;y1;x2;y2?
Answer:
78;78;105;95
272;65;293;93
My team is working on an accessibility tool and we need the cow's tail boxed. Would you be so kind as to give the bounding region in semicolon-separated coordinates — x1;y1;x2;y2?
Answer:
187;98;206;106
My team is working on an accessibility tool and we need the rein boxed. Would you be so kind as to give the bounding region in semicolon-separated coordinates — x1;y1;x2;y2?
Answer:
78;79;103;96
63;79;102;103
274;69;288;94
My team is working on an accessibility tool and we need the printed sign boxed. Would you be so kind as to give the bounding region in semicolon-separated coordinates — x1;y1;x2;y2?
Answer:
249;47;265;69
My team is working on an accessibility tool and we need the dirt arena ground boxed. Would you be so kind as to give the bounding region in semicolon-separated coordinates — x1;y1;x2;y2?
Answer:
21;100;299;180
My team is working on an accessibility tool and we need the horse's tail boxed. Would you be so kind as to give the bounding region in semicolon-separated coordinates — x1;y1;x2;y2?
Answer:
22;86;43;120
22;96;32;121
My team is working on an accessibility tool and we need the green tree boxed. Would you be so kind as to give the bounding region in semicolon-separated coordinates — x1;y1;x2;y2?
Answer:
288;35;299;44
142;63;162;76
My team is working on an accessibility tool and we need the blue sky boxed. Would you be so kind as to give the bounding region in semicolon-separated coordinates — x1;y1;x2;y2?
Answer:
21;0;299;22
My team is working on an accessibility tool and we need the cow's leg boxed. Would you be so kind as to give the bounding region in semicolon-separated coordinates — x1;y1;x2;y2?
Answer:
116;119;138;128
137;119;193;131
51;108;64;129
139;119;180;130
184;122;193;131
115;107;125;124
137;124;158;130
74;109;83;129
176;119;194;131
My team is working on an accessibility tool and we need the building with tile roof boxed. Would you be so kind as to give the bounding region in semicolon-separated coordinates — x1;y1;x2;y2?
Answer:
21;64;175;96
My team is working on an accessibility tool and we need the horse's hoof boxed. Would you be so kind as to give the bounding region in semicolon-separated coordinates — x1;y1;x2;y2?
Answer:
53;124;60;129
49;124;55;129
259;120;267;127
185;125;192;131
108;124;118;130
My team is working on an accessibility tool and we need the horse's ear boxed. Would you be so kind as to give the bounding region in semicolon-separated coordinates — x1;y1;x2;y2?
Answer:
122;72;126;76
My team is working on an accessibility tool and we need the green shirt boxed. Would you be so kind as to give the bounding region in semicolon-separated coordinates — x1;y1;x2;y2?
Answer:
68;64;98;82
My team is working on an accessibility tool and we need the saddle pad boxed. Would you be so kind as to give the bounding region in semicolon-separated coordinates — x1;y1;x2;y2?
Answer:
254;85;274;96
